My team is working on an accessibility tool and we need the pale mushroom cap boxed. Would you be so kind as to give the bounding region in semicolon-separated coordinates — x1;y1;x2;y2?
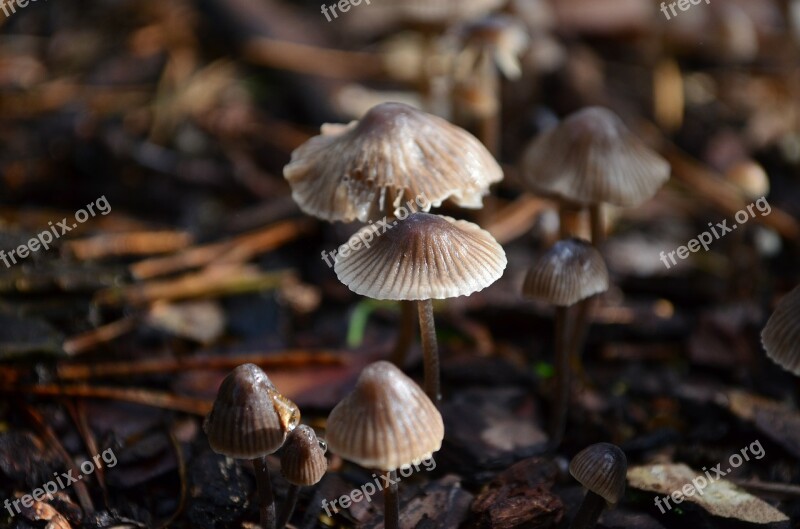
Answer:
203;364;300;459
522;238;609;306
520;107;671;207
726;160;770;201
761;284;800;376
334;212;507;301
462;15;530;79
326;361;444;471
280;425;328;486
569;442;627;504
283;102;503;223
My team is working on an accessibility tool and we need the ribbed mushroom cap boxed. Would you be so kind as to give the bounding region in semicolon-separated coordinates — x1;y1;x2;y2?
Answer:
334;212;507;301
761;284;800;376
522;238;608;307
283;102;503;223
326;361;443;471
520;107;670;207
569;443;627;505
203;364;300;459
280;425;328;486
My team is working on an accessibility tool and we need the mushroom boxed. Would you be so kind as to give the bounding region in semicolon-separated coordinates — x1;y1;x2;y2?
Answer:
454;14;529;154
568;442;627;529
519;106;670;244
522;238;608;448
334;212;507;401
326;361;444;529
278;425;327;529
761;284;800;376
283;102;502;224
203;364;300;529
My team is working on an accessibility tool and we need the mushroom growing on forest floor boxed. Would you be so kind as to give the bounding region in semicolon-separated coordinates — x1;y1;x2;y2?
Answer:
278;424;327;529
334;211;507;402
203;364;300;529
568;442;627;529
761;283;800;376
522;238;609;448
325;361;444;529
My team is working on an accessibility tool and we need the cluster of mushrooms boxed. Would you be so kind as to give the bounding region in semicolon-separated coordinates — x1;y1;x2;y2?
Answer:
198;30;800;528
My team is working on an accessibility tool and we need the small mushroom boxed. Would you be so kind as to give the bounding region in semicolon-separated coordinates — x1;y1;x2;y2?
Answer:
278;425;327;529
761;284;800;376
334;212;507;401
283;102;503;224
568;442;627;529
203;364;300;529
326;361;444;529
522;238;608;448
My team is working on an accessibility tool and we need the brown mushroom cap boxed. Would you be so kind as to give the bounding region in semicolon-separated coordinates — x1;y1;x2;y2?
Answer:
761;284;800;376
280;425;328;486
520;106;670;207
283;102;503;223
203;364;300;459
461;15;529;79
522;238;608;306
326;361;443;471
334;212;507;301
569;442;627;504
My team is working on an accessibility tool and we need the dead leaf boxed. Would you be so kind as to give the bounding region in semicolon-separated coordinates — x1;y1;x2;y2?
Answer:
628;463;788;524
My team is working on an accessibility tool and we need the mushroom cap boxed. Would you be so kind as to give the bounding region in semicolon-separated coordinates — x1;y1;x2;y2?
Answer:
334;212;507;301
203;364;300;459
519;106;670;207
283;102;503;223
280;425;328;486
326;361;444;471
461;15;530;79
522;238;609;306
761;284;800;376
569;442;627;504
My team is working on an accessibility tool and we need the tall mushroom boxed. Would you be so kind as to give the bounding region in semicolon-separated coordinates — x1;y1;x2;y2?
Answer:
203;364;300;529
326;361;444;529
334;212;507;402
522;238;608;448
284;101;503;365
761;283;800;376
568;442;627;529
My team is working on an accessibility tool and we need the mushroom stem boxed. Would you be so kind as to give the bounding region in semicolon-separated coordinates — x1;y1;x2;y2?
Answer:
478;51;501;156
417;299;441;402
391;301;417;367
549;305;571;449
253;456;277;529
569;490;607;529
567;296;592;379
589;204;604;246
277;484;300;529
383;470;400;529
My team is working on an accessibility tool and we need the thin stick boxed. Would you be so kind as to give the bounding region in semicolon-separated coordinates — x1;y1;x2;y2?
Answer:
383;470;400;529
253;457;276;529
418;299;441;403
391;301;416;367
277;484;300;529
549;306;570;450
62;316;139;356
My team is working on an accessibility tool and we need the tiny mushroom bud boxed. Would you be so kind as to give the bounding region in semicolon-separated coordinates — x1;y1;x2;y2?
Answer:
204;364;300;529
568;443;627;529
277;425;327;528
761;284;800;376
326;361;444;529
